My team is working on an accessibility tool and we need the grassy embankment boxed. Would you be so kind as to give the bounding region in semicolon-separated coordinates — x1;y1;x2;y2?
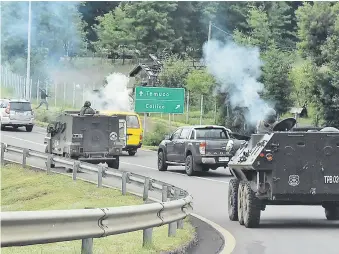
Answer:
1;164;195;254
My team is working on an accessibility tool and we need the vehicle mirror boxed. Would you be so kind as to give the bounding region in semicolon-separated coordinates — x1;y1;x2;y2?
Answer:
164;134;171;140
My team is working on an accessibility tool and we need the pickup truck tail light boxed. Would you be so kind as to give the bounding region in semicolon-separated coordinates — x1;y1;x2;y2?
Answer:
199;142;206;155
5;104;10;114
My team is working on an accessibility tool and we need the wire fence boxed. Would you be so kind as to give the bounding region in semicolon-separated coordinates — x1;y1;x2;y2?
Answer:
1;65;219;125
0;65;97;109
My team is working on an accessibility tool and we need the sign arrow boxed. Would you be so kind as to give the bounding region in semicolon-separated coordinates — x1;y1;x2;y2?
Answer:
139;91;143;96
175;105;180;109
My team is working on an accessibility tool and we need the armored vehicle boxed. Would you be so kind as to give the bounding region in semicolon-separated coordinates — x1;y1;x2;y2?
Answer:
227;118;339;228
44;111;126;169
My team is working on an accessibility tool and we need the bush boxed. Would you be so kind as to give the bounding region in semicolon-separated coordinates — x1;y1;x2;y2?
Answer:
143;123;170;146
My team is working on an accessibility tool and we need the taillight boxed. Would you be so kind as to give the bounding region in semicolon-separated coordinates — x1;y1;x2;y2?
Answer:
5;104;10;114
140;134;143;140
199;142;206;155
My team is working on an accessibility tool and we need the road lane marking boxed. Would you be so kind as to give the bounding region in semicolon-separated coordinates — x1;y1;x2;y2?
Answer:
121;161;230;184
2;135;44;146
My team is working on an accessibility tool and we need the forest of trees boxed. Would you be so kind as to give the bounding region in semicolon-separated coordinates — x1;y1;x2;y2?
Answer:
2;1;339;128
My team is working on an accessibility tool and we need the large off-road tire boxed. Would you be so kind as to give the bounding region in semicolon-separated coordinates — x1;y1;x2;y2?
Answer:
158;151;168;171
242;181;261;228
228;178;240;221
185;155;199;176
108;157;120;169
26;125;33;132
238;181;245;225
128;150;136;156
325;206;339;220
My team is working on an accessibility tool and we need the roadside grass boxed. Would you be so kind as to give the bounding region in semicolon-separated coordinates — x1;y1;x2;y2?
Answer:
1;164;195;254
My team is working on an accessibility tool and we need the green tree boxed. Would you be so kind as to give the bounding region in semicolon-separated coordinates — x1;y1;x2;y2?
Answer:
157;55;191;88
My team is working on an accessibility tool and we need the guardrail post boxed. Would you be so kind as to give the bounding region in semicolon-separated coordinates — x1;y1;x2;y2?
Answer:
1;143;5;166
46;154;53;174
168;187;177;237
73;161;80;181
98;166;103;188
174;189;184;229
162;185;168;202
81;238;93;254
143;227;153;247
122;172;130;195
22;148;29;168
143;177;150;202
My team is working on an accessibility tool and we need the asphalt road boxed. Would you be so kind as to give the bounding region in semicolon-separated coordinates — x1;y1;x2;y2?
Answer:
2;126;339;254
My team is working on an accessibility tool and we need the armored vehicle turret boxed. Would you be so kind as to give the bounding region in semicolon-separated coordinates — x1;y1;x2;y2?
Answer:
44;111;126;169
227;118;339;228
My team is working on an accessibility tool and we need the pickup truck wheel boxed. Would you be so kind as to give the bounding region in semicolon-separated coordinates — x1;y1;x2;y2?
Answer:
202;166;210;172
243;181;261;228
185;155;197;176
158;151;168;171
228;178;239;221
325;206;339;220
237;181;245;225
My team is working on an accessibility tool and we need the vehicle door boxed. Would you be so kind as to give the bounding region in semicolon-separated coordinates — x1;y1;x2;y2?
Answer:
175;128;192;162
126;114;142;146
166;128;182;161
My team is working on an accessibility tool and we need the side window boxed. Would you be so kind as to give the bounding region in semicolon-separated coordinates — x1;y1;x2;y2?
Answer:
171;128;182;140
179;128;191;139
189;130;195;139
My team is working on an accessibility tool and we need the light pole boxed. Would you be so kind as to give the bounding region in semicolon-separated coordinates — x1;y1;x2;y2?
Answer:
25;0;32;100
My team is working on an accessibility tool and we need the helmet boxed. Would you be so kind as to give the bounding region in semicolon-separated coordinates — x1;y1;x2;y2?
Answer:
84;101;91;107
264;108;277;124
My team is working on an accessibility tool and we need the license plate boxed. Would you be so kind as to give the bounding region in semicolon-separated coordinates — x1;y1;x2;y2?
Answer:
219;157;229;162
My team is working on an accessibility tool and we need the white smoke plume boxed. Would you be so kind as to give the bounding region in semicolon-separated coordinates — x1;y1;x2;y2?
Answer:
86;73;133;112
202;39;274;126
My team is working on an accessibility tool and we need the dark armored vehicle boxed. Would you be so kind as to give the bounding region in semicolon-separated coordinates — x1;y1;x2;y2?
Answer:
227;118;339;228
44;111;126;169
157;125;247;176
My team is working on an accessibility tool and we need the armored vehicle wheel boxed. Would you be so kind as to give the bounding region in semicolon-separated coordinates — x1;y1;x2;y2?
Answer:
185;155;198;176
228;178;239;221
128;150;136;156
26;125;33;132
158;151;168;171
238;181;245;225
325;206;339;220
243;181;261;228
108;157;120;169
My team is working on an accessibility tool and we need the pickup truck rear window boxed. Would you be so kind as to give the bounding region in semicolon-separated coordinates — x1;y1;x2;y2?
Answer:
10;102;32;111
195;128;228;139
126;115;140;128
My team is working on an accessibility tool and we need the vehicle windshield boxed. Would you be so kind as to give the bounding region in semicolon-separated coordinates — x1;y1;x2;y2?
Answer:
10;102;32;111
195;128;228;139
126;115;140;128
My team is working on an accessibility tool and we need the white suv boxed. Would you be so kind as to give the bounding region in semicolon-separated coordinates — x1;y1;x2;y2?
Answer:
0;99;35;132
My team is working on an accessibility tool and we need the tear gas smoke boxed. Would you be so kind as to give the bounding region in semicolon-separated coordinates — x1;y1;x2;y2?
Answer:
87;73;133;112
202;39;274;126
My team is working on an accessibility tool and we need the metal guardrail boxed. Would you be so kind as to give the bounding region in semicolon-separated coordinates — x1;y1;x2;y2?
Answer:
0;143;193;253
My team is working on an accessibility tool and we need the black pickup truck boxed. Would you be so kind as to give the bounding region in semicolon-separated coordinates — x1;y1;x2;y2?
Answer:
157;125;248;176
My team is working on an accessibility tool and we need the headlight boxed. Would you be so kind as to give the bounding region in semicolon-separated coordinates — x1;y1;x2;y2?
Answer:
226;140;234;153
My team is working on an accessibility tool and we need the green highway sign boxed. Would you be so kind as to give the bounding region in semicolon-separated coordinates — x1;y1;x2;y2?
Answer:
134;86;185;114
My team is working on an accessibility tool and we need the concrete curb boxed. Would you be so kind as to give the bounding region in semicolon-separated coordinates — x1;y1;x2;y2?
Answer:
3;159;236;254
